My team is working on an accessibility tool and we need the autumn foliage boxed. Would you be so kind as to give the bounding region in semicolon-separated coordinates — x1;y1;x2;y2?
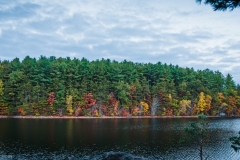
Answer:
0;56;240;117
66;95;74;115
121;108;129;116
84;93;96;108
108;92;118;106
18;107;25;116
47;92;56;107
92;109;99;117
108;92;119;116
132;106;139;116
140;101;149;115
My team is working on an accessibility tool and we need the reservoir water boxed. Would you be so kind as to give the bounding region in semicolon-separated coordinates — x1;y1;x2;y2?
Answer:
0;117;240;159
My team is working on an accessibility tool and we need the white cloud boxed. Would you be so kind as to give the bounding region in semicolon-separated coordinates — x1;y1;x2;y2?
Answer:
1;0;240;83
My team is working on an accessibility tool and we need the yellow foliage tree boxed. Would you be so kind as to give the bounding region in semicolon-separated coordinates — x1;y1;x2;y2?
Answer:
66;95;74;115
168;94;172;103
236;96;240;115
140;101;149;115
179;100;191;116
0;79;3;98
113;100;119;116
217;92;225;106
196;92;206;114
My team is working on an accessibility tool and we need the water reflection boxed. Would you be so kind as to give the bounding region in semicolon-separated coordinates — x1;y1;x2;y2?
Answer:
0;118;240;159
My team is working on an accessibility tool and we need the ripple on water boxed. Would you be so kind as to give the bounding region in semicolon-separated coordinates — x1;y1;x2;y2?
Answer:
1;118;240;159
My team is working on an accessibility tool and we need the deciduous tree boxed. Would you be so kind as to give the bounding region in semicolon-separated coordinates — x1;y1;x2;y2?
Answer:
179;100;191;116
47;92;56;115
140;101;149;115
84;93;96;108
196;92;207;114
66;95;74;115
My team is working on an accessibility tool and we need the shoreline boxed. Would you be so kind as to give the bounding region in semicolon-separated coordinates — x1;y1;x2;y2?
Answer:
0;115;238;119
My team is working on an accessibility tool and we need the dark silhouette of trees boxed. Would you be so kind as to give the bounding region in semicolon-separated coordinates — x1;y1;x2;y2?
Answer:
196;0;240;11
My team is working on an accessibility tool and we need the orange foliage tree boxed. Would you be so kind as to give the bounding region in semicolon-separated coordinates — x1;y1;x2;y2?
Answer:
205;95;212;114
18;107;25;116
226;96;236;116
132;106;140;116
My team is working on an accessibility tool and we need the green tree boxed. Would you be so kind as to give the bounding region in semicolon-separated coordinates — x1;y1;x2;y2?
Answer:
230;131;240;152
0;56;239;116
224;74;236;96
114;81;130;108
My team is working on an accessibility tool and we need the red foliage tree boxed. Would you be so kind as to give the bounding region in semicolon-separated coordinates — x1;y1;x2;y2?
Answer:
166;108;173;116
47;92;56;107
122;108;129;116
84;93;96;108
107;92;120;116
109;92;118;106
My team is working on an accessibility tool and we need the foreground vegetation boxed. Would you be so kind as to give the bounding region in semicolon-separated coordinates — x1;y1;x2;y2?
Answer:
181;114;209;160
0;56;240;117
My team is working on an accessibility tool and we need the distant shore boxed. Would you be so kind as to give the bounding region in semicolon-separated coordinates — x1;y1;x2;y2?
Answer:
0;115;238;119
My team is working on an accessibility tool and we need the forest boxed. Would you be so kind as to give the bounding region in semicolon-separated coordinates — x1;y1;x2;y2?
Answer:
0;56;239;117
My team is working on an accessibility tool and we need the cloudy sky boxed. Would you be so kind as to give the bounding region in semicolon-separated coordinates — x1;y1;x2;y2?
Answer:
0;0;240;83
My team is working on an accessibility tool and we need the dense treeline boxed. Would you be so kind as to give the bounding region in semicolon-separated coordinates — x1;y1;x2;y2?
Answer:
0;56;240;116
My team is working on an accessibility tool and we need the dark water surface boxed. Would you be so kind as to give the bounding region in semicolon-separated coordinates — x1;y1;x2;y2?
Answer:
0;118;240;159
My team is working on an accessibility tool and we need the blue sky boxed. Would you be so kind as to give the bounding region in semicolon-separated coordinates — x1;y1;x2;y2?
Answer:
1;0;240;84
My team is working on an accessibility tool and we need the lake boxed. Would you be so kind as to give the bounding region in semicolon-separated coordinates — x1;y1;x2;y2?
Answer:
0;117;240;159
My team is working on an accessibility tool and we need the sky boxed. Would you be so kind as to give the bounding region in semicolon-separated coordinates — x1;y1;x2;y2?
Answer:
0;0;240;84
